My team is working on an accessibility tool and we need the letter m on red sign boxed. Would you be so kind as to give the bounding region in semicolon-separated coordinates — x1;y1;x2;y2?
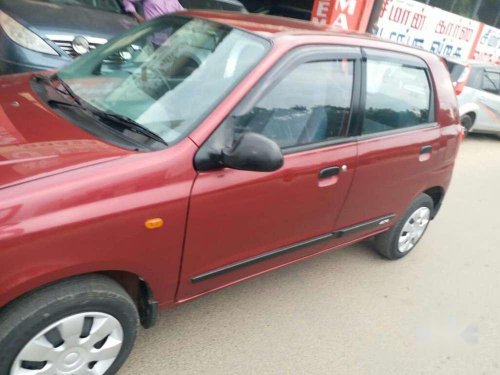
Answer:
311;0;375;31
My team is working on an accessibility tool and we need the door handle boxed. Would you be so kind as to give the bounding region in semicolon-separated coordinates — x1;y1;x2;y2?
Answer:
419;145;433;162
420;145;433;155
319;166;340;179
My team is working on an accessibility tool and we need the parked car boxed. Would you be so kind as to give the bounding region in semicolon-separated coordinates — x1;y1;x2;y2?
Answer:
0;0;138;75
180;0;247;12
0;11;461;375
446;58;500;136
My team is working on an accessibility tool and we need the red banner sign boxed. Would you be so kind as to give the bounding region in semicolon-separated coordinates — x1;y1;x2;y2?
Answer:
311;0;376;31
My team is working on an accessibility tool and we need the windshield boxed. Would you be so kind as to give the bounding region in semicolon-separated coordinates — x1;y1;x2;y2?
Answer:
35;0;122;13
57;15;270;147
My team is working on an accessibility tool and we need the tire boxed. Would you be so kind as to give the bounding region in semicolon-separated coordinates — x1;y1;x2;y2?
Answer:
461;114;474;136
374;194;434;260
0;274;139;375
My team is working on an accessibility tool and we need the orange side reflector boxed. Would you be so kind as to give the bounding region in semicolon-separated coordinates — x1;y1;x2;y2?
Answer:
145;218;164;230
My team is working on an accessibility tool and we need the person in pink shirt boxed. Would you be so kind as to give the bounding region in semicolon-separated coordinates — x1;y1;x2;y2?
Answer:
122;0;184;23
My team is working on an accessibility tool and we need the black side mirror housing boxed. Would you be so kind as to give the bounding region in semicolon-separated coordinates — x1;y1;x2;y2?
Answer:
220;132;284;172
195;131;283;172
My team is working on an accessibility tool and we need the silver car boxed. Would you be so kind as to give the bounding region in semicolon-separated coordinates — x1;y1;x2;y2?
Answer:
447;59;500;136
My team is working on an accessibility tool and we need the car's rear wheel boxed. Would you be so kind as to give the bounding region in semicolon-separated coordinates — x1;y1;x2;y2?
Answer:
0;274;138;375
374;194;434;260
461;114;474;135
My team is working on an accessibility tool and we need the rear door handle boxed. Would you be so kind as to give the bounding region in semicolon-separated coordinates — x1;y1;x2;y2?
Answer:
420;145;433;155
319;166;340;179
419;145;433;162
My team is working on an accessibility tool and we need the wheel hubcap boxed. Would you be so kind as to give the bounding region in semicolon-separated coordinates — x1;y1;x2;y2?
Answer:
398;207;431;253
10;312;123;375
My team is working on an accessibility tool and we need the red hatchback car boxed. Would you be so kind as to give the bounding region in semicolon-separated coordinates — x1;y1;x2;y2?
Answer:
0;11;461;375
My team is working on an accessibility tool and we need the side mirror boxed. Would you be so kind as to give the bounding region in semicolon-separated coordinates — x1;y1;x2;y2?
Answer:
220;132;283;172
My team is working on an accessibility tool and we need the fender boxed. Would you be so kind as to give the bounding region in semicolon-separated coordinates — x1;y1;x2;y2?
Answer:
0;262;159;310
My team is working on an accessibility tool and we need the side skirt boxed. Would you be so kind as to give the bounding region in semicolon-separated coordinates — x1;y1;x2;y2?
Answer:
191;214;395;283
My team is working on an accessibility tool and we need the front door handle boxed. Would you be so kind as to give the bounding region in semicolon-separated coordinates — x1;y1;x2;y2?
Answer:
319;166;340;179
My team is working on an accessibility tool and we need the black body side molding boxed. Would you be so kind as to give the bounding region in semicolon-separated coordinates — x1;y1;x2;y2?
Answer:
191;214;395;283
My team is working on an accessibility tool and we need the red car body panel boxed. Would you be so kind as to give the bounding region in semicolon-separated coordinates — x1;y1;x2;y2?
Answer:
0;75;130;189
177;142;358;299
0;11;461;311
335;126;443;228
0;136;198;309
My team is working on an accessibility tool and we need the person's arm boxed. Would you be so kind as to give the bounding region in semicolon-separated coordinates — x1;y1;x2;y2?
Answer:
122;0;145;23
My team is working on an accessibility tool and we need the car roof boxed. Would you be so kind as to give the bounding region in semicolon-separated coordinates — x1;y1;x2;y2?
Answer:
468;61;500;70
445;56;498;69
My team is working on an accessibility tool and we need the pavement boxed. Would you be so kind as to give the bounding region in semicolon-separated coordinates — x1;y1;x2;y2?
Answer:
120;134;500;375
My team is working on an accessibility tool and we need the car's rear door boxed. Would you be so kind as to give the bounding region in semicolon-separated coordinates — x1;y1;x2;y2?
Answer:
334;48;443;234
177;46;361;300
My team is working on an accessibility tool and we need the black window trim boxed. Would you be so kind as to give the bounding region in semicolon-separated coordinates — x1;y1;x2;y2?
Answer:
240;45;362;155
198;45;363;159
349;48;438;139
354;122;439;142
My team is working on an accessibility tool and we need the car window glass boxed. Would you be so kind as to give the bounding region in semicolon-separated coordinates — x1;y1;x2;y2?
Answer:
466;68;483;89
58;16;270;146
363;59;431;135
231;60;354;149
482;71;500;94
447;61;465;82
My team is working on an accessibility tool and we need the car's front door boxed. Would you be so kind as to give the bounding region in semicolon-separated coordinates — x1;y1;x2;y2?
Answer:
177;47;361;300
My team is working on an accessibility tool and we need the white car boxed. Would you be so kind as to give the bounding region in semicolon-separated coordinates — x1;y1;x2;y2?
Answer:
447;59;500;136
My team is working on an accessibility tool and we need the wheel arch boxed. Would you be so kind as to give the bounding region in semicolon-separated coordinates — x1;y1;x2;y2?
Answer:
461;111;477;132
458;102;479;121
463;111;476;123
0;269;159;329
423;186;445;219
